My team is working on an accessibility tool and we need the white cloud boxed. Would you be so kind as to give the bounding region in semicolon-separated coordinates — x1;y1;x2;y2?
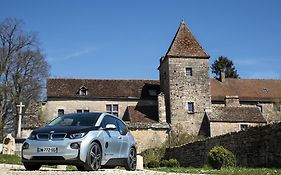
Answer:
62;47;96;60
48;46;96;62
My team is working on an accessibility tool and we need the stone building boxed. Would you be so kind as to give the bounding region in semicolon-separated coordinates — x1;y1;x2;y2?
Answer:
42;21;280;151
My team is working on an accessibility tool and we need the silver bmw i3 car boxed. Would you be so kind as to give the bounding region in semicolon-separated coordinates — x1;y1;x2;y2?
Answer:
22;112;137;171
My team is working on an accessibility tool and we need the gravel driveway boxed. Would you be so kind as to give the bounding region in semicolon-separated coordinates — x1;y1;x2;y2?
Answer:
0;164;202;175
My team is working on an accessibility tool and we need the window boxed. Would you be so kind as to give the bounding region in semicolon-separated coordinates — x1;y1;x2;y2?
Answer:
77;109;89;113
77;85;88;96
187;102;194;113
186;68;192;76
106;104;119;116
100;115;117;130
58;109;64;116
60;118;74;126
84;109;90;112
117;119;128;135
48;113;100;127
240;124;248;131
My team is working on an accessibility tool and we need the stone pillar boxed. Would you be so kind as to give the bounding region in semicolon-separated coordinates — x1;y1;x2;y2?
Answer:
136;155;144;170
158;92;166;123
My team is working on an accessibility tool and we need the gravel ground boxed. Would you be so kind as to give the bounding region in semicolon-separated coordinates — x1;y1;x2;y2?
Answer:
0;164;202;175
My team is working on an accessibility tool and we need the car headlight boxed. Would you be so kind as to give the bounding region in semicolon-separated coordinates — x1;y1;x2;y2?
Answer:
28;133;36;140
69;132;87;139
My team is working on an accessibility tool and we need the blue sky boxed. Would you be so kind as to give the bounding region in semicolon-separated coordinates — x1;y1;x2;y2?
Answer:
1;0;281;80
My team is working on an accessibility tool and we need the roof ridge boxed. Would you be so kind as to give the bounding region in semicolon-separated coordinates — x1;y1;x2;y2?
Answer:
214;106;259;109
212;78;281;81
48;78;159;82
165;21;209;58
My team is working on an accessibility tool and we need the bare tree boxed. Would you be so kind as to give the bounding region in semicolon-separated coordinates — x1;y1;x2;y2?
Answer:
0;18;49;139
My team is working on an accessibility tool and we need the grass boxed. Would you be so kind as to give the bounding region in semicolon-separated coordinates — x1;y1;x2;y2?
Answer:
0;154;280;175
151;166;281;175
0;154;22;165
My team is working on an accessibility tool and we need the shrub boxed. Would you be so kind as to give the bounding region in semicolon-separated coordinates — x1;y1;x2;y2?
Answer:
140;147;166;167
147;160;160;168
167;159;180;167
159;159;180;167
208;146;236;170
160;160;169;167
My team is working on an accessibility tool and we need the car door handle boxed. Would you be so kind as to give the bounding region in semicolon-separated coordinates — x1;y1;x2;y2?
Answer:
118;136;122;139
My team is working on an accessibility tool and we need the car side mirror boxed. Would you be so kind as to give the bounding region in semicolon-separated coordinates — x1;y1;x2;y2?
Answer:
105;124;116;130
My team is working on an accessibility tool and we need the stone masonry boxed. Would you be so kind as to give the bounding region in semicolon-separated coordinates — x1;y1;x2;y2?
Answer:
159;21;211;135
165;122;281;167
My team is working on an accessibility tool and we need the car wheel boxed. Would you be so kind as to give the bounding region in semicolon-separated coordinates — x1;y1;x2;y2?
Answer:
23;163;41;171
76;165;86;171
125;147;136;171
84;142;102;171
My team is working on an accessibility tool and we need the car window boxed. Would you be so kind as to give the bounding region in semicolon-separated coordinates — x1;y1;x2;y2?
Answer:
48;113;100;126
117;119;128;135
101;115;118;131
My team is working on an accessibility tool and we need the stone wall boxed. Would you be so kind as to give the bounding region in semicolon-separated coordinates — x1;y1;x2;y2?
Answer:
260;102;281;123
165;122;281;167
210;122;264;137
131;127;168;153
159;56;171;123
166;57;211;135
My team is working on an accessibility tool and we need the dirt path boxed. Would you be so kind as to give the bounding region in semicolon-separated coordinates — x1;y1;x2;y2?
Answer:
0;164;203;175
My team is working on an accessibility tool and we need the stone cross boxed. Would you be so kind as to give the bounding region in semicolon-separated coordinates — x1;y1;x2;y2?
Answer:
16;102;25;138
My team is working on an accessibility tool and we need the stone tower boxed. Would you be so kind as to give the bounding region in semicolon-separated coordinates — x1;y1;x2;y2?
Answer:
158;21;211;135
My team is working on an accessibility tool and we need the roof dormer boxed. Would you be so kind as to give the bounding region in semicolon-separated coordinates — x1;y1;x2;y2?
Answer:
77;85;88;96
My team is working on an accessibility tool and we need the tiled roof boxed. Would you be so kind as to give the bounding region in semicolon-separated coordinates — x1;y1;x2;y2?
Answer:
123;106;158;124
166;21;209;58
47;78;160;99
48;78;281;102
211;78;281;102
207;106;266;123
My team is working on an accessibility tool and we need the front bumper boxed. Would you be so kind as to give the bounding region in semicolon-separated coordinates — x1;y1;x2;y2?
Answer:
22;138;84;165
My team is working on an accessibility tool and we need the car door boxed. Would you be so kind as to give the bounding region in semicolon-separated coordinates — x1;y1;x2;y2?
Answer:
101;115;122;159
116;119;129;158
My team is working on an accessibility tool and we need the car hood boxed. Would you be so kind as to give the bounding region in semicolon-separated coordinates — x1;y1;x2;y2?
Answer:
32;125;99;134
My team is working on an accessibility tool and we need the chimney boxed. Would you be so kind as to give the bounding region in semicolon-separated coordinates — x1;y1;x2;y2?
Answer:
225;96;240;107
220;71;225;82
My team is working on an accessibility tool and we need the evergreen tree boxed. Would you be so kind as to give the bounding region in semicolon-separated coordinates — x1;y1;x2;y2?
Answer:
211;56;239;79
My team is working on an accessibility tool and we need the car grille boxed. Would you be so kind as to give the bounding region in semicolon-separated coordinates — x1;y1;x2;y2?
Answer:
36;133;67;140
31;156;65;160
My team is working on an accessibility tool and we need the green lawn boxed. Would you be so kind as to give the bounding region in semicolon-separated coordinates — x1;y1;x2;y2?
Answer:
0;154;22;165
151;167;281;175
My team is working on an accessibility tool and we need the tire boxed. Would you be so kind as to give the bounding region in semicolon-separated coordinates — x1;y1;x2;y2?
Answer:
23;163;41;171
84;142;102;171
76;165;86;171
125;147;136;171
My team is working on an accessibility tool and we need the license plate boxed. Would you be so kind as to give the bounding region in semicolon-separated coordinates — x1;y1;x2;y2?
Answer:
37;147;58;153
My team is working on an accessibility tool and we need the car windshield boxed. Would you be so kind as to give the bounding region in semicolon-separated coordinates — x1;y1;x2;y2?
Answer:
47;113;101;127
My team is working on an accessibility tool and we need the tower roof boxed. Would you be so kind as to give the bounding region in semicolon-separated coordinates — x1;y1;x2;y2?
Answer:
166;20;209;58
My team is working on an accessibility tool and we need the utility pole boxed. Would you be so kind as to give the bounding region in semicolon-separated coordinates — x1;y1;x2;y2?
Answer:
16;102;25;138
